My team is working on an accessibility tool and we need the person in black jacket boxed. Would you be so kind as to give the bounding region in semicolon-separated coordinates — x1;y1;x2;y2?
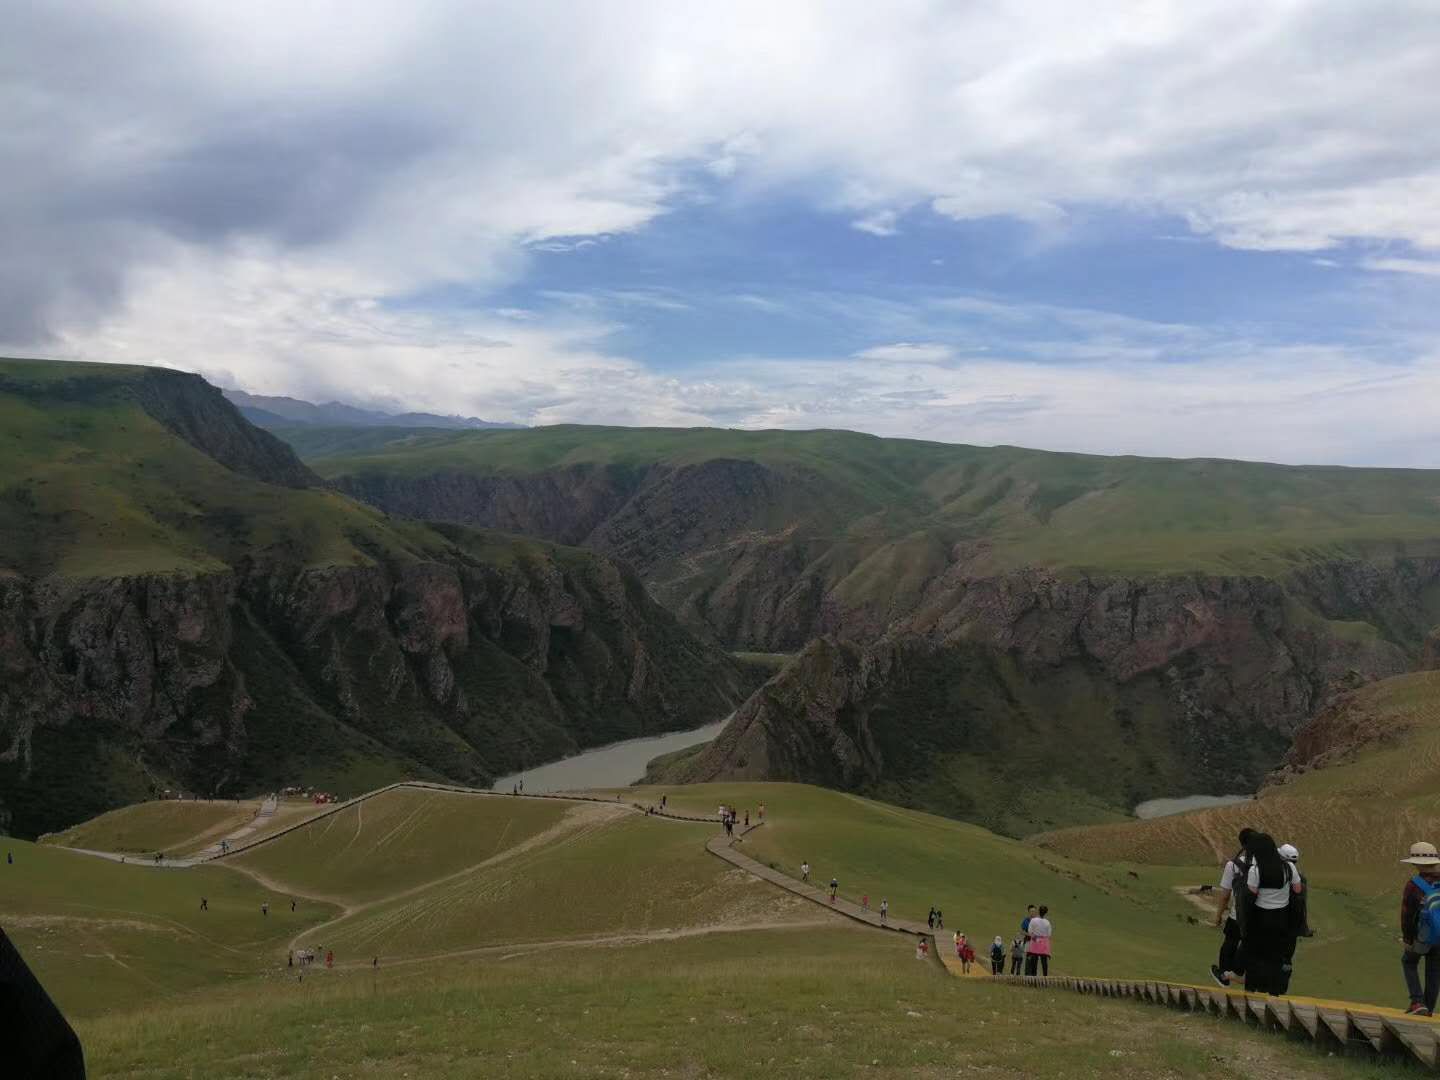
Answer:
0;927;85;1079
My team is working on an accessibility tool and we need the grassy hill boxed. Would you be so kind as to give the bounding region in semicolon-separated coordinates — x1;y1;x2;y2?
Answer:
296;422;1440;578
17;782;1405;1077
0;359;749;840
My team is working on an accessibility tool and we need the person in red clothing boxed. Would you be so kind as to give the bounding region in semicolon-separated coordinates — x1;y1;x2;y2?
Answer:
1400;841;1440;1015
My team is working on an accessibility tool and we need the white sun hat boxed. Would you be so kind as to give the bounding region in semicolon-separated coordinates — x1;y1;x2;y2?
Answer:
1401;842;1440;866
1278;843;1300;862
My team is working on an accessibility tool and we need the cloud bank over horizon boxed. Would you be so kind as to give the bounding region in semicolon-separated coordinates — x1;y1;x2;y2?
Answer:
3;1;1439;465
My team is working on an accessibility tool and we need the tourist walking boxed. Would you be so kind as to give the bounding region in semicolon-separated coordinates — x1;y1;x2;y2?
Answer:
1211;828;1255;987
261;901;269;917
1239;833;1302;995
1276;842;1311;994
1401;841;1440;1015
1024;906;1053;976
1021;904;1037;939
800;861;810;884
200;897;208;911
861;894;869;911
990;936;1005;975
879;898;888;924
935;908;944;930
1009;936;1025;975
928;907;936;930
829;877;838;904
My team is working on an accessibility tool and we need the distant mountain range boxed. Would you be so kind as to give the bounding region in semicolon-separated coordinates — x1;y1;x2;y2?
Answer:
222;388;524;430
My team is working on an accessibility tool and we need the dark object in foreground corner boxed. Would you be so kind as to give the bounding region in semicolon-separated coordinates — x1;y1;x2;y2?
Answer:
0;927;86;1079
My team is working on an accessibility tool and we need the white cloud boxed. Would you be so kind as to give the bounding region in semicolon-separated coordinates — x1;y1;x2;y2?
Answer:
37;254;1440;466
852;209;901;236
855;343;955;364
1363;257;1440;277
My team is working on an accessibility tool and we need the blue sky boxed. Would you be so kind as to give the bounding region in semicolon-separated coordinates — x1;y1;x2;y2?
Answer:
4;1;1439;465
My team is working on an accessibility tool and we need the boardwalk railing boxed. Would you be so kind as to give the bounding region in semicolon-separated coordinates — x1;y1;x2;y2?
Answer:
994;973;1440;1070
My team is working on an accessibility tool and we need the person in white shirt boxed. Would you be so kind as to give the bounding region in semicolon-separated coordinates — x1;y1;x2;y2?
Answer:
1211;828;1254;987
1240;833;1303;994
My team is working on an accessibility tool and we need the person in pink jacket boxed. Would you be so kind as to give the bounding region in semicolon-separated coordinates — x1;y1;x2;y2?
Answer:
1024;905;1053;976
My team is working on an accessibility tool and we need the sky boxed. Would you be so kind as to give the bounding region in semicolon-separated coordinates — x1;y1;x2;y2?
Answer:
4;1;1440;465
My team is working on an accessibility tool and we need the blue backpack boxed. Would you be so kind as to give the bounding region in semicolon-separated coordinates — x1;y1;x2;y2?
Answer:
1413;876;1440;953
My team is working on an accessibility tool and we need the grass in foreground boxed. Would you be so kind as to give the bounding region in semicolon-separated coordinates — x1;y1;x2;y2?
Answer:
77;927;1395;1080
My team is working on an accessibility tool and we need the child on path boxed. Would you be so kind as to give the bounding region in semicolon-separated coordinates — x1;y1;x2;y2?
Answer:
1400;841;1440;1015
990;936;1005;975
880;898;888;924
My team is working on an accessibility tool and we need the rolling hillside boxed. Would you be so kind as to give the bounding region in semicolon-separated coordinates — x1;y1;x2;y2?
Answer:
0;359;748;839
278;421;1440;829
15;780;1420;1077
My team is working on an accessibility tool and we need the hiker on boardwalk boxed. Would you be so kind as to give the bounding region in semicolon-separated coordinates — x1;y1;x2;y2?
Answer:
1211;828;1255;988
1009;935;1025;975
801;861;811;883
990;936;1005;975
1021;904;1037;939
829;877;838;903
935;908;944;930
861;894;869;911
1024;906;1053;976
744;810;750;827
1240;832;1302;995
879;898;888;924
1400;841;1440;1015
759;804;765;821
1276;842;1312;994
958;934;975;974
928;907;936;930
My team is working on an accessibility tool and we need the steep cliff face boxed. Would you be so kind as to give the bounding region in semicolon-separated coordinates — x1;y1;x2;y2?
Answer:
0;542;750;839
0;360;751;839
665;563;1439;835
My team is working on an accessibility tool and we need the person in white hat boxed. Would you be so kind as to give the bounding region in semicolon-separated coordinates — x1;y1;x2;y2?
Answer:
1400;841;1440;1015
1275;842;1310;994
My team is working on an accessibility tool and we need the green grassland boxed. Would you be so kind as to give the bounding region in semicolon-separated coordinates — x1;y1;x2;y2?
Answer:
0;358;451;578
77;929;1392;1080
11;780;1423;1076
43;799;263;856
232;788;573;906
297;422;1440;577
0;838;336;1017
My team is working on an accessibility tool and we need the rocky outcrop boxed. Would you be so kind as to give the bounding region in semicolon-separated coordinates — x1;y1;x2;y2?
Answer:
665;563;1440;834
0;544;750;839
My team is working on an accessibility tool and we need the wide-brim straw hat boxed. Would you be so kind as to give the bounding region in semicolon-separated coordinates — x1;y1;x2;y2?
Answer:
1402;841;1440;866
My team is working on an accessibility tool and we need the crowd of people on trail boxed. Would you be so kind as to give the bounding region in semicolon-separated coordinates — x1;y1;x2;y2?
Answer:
1210;828;1440;1015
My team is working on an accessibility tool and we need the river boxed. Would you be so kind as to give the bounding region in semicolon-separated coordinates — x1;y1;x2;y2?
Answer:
1133;793;1253;819
491;718;729;793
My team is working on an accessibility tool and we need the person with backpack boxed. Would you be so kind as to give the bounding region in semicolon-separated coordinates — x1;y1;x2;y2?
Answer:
1211;827;1255;987
990;936;1006;975
1009;935;1025;975
1400;841;1440;1015
1240;833;1302;995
